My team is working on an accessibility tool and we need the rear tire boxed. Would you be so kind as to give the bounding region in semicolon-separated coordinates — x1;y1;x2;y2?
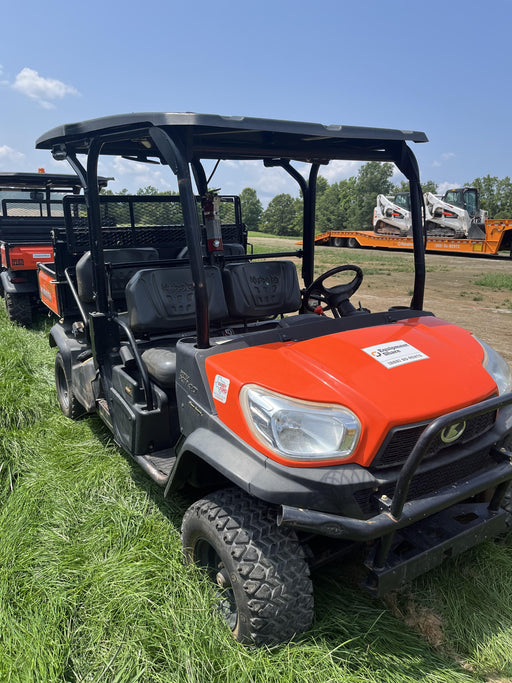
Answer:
5;293;32;326
181;487;314;645
55;352;83;419
346;237;358;248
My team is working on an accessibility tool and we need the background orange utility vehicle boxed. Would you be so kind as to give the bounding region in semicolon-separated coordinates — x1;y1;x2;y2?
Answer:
0;172;110;325
36;113;512;646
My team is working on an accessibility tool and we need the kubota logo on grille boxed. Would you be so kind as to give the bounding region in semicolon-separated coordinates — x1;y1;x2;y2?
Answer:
440;421;466;444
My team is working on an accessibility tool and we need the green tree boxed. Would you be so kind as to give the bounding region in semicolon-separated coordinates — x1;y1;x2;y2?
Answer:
261;193;300;236
468;175;512;219
315;175;329;199
136;185;160;195
347;162;396;228
396;179;437;194
239;187;263;232
315;178;356;233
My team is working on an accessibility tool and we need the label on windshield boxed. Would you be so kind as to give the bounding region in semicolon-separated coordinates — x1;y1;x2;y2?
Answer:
362;340;429;369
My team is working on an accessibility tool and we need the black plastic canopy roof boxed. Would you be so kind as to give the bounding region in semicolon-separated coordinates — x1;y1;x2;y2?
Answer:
36;112;428;164
0;172;110;191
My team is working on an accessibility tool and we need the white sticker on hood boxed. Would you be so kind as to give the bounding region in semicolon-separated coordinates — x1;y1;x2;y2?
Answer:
362;340;429;369
213;375;230;403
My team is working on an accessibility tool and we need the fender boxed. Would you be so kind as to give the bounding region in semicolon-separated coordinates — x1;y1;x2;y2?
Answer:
48;323;83;378
0;270;36;295
164;419;378;519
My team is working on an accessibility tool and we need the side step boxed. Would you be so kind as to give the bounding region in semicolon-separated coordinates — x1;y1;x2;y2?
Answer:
364;502;507;597
95;398;176;487
132;450;177;487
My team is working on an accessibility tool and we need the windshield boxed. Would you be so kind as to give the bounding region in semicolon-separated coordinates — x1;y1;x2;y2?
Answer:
443;189;478;217
443;189;464;209
394;193;411;210
463;189;478;218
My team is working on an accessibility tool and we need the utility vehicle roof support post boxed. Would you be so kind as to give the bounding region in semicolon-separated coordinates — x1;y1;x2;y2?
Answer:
266;160;319;287
62;151;88;191
191;159;208;197
150;127;211;349
85;138;109;313
392;140;425;310
409;177;425;311
304;164;320;288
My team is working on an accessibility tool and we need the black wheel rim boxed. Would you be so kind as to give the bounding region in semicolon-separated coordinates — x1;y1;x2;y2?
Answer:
56;365;69;410
194;538;238;631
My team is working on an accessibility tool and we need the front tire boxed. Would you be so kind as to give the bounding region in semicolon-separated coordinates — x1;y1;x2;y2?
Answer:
181;487;314;645
55;352;83;419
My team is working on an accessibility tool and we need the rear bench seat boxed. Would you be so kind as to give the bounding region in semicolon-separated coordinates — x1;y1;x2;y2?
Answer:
75;247;159;309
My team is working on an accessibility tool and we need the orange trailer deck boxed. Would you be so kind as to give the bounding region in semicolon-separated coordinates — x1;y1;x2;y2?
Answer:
314;219;512;257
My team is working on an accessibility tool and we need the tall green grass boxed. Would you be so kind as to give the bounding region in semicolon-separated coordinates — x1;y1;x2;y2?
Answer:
0;308;511;681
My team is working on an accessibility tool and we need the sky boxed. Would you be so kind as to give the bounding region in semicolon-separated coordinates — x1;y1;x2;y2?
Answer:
1;0;511;206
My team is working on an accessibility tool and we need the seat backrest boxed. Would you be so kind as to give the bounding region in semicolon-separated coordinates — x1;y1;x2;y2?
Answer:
222;260;301;319
125;265;228;336
76;247;159;303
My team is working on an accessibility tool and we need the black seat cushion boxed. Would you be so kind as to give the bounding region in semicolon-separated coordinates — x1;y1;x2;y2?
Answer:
222;260;301;319
141;347;177;388
76;247;159;303
126;265;228;336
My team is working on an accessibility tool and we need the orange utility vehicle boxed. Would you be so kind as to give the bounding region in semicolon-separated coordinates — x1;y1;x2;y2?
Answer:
0;172;109;325
36;113;512;646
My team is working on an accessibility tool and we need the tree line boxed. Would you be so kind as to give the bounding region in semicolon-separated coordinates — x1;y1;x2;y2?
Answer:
239;162;512;236
104;162;512;236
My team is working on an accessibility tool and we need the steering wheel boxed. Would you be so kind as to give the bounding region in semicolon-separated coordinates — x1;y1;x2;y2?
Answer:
302;265;364;317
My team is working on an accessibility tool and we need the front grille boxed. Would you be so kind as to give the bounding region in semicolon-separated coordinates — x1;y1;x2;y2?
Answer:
355;448;496;515
371;410;496;470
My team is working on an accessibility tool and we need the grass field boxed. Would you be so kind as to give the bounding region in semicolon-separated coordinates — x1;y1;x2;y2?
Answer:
1;250;512;680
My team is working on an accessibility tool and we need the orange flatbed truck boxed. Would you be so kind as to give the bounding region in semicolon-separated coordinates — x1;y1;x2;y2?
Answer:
315;219;512;257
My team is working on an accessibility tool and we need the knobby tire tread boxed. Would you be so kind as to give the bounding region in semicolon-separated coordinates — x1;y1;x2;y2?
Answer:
182;487;313;645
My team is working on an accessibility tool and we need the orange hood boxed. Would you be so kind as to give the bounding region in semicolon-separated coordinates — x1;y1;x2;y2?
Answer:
204;316;497;467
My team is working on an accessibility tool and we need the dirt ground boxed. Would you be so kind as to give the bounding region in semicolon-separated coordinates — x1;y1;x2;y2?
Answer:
251;236;512;365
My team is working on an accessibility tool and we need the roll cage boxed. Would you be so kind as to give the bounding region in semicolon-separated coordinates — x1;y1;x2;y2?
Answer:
36;113;428;346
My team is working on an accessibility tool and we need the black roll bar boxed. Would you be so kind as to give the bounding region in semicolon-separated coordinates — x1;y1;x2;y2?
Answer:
392;141;426;310
149;127;211;349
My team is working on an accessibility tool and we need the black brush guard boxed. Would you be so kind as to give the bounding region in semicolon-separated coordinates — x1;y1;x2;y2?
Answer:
278;393;512;596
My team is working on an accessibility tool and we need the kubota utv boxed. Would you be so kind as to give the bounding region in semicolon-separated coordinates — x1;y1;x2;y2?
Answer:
35;113;512;645
0;172;109;325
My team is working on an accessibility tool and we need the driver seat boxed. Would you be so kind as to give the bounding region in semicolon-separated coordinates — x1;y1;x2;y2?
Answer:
222;260;301;321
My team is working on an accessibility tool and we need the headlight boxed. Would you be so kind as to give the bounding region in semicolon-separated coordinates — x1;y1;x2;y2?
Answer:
476;338;512;395
240;384;361;461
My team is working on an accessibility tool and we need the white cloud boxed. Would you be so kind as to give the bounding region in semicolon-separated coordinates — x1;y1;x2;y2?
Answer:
12;68;79;109
432;152;456;168
436;181;459;194
317;159;361;183
105;156;175;193
0;145;25;169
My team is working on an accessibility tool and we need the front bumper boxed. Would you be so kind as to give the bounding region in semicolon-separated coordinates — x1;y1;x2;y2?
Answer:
278;393;512;595
278;453;512;541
